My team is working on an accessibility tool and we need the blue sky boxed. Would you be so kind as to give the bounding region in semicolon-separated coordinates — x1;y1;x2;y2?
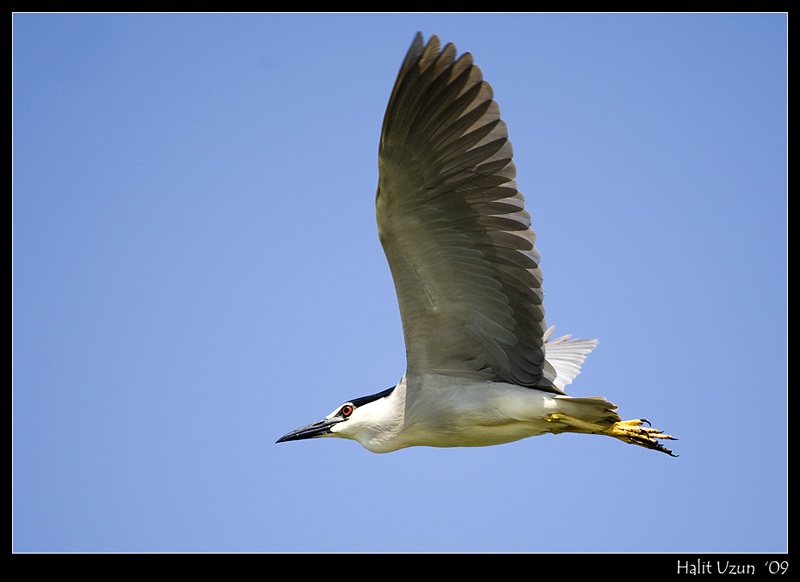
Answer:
13;13;786;553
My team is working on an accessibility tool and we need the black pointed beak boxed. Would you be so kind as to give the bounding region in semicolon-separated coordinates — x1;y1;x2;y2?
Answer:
276;418;338;444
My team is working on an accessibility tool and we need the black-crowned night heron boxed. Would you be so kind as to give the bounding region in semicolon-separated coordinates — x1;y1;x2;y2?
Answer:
277;33;677;456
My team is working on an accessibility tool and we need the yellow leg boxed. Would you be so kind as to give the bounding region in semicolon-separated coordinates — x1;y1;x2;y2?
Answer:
545;413;678;457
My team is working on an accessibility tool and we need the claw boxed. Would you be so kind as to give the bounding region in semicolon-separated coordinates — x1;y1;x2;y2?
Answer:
609;418;678;456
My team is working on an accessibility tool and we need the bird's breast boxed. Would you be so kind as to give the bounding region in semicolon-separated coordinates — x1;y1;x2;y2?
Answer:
390;375;560;449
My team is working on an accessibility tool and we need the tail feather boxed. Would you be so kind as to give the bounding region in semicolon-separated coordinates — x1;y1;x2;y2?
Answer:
543;326;598;392
553;395;621;428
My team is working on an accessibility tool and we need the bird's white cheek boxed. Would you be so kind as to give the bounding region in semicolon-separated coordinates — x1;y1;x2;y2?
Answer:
329;421;356;439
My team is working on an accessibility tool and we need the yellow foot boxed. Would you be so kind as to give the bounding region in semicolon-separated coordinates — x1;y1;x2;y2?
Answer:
544;414;678;457
608;418;678;457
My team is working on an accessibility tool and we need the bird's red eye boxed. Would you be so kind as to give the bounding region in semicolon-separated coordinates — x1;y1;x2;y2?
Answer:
340;405;354;418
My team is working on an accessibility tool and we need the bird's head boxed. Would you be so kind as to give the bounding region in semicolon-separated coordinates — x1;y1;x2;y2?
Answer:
276;386;399;452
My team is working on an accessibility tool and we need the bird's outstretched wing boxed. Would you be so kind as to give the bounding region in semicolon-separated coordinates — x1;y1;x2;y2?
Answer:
377;33;562;394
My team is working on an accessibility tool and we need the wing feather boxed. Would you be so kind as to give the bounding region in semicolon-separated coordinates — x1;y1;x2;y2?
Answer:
377;33;562;393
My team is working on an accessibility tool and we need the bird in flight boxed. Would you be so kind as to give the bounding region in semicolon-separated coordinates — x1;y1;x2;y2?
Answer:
277;33;677;456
